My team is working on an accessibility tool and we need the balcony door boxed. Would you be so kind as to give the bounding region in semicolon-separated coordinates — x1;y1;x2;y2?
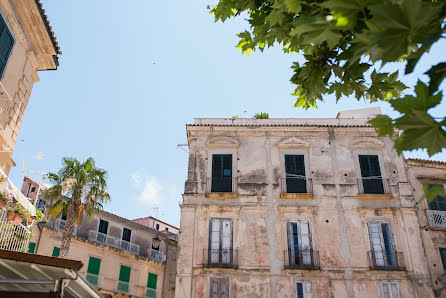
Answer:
359;155;384;194
211;155;232;192
287;220;312;266
285;155;306;193
368;222;396;267
209;218;233;265
97;219;108;243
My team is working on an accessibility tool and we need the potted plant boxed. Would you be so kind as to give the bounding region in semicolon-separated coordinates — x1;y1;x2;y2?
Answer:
7;203;30;225
0;191;10;209
28;209;45;225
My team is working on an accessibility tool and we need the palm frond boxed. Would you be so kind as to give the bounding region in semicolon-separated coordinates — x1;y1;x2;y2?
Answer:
47;199;68;218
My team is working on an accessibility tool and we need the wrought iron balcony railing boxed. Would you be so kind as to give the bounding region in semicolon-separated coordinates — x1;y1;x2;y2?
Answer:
54;218;77;235
368;251;405;271
206;177;237;193
0;206;31;252
88;230;140;255
426;210;446;229
281;176;313;194
150;249;166;262
358;177;391;195
284;249;320;270
202;249;238;268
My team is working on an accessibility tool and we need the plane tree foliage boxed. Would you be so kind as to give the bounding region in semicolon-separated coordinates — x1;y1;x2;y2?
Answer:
209;0;446;156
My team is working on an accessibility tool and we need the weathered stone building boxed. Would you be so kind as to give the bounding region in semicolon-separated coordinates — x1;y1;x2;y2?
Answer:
406;158;446;297
0;0;60;175
175;108;434;298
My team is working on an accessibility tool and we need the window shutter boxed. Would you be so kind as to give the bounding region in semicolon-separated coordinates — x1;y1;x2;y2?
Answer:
119;265;131;282
439;248;446;271
368;223;385;266
0;15;13;78
52;247;60;257
147;273;157;289
28;242;36;254
87;257;101;275
220;278;229;298
98;219;109;234
296;282;304;298
381;223;394;266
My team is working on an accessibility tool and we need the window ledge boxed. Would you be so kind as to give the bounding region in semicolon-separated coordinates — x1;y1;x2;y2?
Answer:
281;193;314;199
359;194;392;200
205;192;238;199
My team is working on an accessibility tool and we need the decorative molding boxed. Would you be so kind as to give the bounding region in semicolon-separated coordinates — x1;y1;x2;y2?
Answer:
205;192;238;199
206;136;239;148
277;137;310;149
348;137;384;150
280;193;314;199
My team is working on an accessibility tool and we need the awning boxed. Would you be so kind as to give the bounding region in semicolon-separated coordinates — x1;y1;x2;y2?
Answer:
0;249;102;298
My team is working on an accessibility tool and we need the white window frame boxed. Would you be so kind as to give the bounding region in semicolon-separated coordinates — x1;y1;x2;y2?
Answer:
295;280;314;298
379;281;401;298
367;220;397;267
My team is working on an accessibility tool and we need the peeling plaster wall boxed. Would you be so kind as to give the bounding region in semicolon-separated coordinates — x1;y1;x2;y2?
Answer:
176;120;435;298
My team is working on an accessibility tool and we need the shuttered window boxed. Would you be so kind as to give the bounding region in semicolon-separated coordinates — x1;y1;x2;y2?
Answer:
211;154;232;192
287;221;312;266
285;155;307;193
427;184;446;211
359;155;384;194
117;265;131;293
368;222;396;267
28;242;36;254
146;273;158;298
439;248;446;271
380;281;401;298
0;14;14;79
209;218;233;265
52;246;60;257
210;278;229;298
98;219;108;234
296;281;313;298
86;257;101;286
122;228;131;242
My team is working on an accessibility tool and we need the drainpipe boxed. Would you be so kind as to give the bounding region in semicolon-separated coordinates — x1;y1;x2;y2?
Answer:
35;223;43;254
162;238;168;298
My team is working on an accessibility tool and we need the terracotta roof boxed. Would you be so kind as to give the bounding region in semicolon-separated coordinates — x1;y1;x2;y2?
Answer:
132;216;179;230
406;158;446;169
186;124;372;127
34;0;61;66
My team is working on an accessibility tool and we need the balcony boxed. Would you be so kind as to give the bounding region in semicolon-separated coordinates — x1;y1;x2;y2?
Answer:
150;249;166;262
145;287;159;298
0;206;31;252
85;273;104;288
426;210;446;229
88;230;140;255
202;249;238;268
205;177;237;198
358;177;392;200
368;251;405;271
281;176;313;199
54;218;78;235
284;249;320;270
116;280;133;294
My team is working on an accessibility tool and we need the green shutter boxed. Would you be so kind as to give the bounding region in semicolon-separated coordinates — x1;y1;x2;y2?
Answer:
147;273;157;289
119;265;131;282
0;14;14;78
87;257;101;275
28;242;36;254
52;246;60;257
440;248;446;271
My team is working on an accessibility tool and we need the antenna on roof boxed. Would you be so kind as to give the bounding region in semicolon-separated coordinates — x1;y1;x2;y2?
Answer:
177;144;188;153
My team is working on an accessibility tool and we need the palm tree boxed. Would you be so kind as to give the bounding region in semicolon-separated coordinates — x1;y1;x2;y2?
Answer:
44;157;110;258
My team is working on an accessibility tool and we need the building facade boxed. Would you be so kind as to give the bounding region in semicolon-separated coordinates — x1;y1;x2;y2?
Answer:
0;0;60;175
406;158;446;297
175;109;434;298
134;216;180;235
23;178;178;298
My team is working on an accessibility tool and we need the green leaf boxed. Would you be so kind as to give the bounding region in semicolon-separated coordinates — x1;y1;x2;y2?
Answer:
422;182;446;204
425;62;446;95
284;0;301;13
390;81;442;113
366;70;407;101
369;115;394;137
290;17;342;48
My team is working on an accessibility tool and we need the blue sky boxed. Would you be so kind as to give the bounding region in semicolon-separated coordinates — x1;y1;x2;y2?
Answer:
8;1;446;227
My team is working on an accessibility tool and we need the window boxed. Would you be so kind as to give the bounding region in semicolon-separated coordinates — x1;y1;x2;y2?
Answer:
209;218;233;265
25;183;31;197
86;257;101;286
146;273;157;298
31;187;36;193
211;154;232;192
28;242;36;254
37;200;45;210
380;281;401;298
97;219;108;243
368;222;396;268
285;155;307;193
117;265;131;293
359;155;384;194
122;228;131;242
210;277;228;298
165;227;169;231
156;224;159;230
0;14;14;78
427;184;446;211
439;248;446;271
52;246;60;257
287;221;313;266
296;282;313;298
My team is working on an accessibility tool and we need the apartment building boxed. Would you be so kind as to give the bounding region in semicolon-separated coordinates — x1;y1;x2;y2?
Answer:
406;158;446;297
0;0;60;175
134;216;180;235
175;108;434;298
23;178;178;298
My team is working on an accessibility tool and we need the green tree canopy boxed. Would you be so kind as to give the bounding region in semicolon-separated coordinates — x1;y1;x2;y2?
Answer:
44;157;110;258
210;0;446;156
